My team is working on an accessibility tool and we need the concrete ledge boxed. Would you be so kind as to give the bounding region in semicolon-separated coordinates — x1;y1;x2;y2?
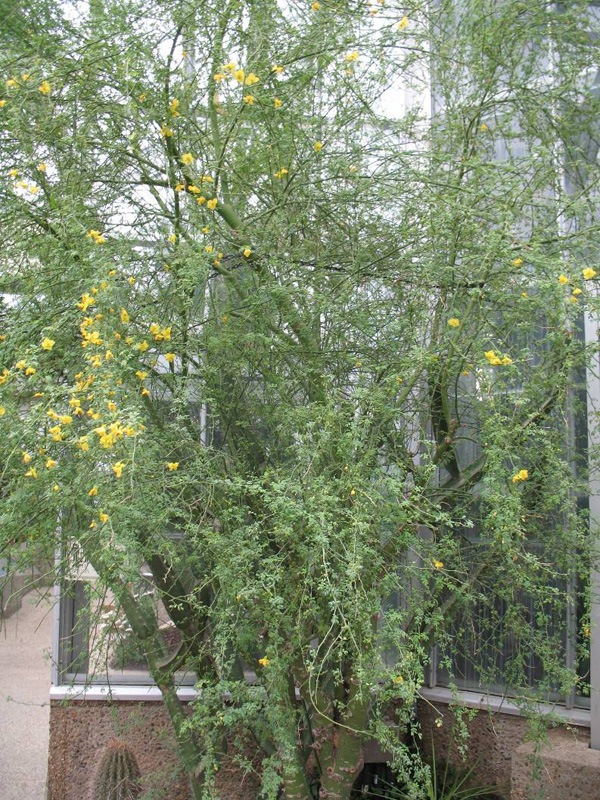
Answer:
511;735;600;800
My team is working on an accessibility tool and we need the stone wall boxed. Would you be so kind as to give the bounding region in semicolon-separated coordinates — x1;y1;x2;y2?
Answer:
417;698;599;800
48;696;600;800
47;700;261;800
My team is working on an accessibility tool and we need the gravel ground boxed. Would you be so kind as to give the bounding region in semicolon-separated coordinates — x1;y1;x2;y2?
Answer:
0;589;54;800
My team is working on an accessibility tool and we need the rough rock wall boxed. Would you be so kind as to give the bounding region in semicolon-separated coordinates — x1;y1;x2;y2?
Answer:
47;700;261;800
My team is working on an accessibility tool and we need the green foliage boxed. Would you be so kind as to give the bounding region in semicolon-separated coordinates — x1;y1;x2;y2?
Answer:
93;741;142;800
0;0;599;798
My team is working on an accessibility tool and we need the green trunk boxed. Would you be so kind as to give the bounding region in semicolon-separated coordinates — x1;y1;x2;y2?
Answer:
318;727;363;800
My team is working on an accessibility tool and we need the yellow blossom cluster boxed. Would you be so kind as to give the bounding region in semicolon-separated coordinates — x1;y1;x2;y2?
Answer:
511;469;528;484
86;229;106;245
484;350;512;366
213;63;260;87
149;323;171;342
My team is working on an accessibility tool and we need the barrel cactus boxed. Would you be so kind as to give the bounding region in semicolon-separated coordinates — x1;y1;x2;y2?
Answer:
93;741;141;800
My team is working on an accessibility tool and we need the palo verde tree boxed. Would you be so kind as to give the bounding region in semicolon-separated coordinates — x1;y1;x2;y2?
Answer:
1;1;600;798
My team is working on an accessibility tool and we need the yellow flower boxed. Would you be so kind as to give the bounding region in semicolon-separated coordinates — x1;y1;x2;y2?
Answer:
201;175;213;183
512;469;528;483
165;352;175;363
233;69;245;83
181;152;194;165
25;467;38;478
245;72;260;86
213;73;226;83
433;559;444;569
196;195;206;205
99;512;109;523
447;318;460;328
169;98;180;116
23;452;32;464
137;340;149;352
583;267;597;280
205;245;214;254
89;520;97;529
86;229;106;244
88;486;98;496
9;169;19;178
274;168;288;179
25;366;36;375
15;360;26;369
258;657;270;667
138;93;146;102
160;124;173;137
162;327;171;340
46;459;57;469
0;406;5;416
149;322;161;335
314;141;323;152
222;62;237;73
61;415;73;425
53;484;59;492
135;370;148;381
272;65;284;74
393;675;404;684
311;1;321;9
174;183;185;192
480;122;488;132
345;51;359;62
0;100;6;108
558;274;569;285
243;247;252;258
398;15;409;29
38;80;51;95
141;387;150;397
37;163;47;172
166;462;179;470
274;98;282;109
78;438;90;452
41;337;55;350
128;277;135;285
243;94;255;105
484;350;503;366
207;198;218;210
512;257;523;267
573;287;582;296
107;401;117;412
120;308;130;324
112;461;125;478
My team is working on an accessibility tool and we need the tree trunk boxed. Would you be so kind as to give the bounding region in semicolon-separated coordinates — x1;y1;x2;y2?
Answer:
318;726;364;800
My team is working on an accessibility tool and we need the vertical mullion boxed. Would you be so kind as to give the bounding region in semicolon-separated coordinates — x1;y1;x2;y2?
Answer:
585;309;600;748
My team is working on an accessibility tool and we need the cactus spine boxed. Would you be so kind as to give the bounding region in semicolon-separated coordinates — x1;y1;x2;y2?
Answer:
93;741;141;800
